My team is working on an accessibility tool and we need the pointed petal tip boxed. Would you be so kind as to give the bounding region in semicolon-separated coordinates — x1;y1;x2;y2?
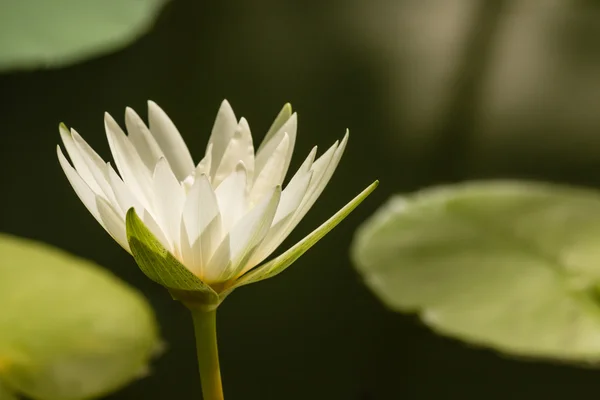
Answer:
219;99;235;114
125;106;136;117
237;116;250;129
104;111;117;125
58;122;69;132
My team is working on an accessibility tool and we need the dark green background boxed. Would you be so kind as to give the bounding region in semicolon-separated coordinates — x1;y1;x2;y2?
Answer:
3;0;600;398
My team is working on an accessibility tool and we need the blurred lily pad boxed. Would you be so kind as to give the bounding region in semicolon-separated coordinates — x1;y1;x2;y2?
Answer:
352;181;600;363
0;233;160;400
0;0;167;71
0;380;17;400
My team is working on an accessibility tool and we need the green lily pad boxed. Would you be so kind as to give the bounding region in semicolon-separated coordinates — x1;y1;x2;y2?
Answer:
0;0;167;71
352;181;600;363
0;380;17;400
0;233;160;400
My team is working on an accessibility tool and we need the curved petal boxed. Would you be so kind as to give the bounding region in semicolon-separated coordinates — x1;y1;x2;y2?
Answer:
59;124;103;195
57;145;101;222
232;180;379;289
152;158;185;249
204;234;231;284
255;113;297;183
207;100;238;177
125;107;164;171
182;174;222;274
229;185;281;278
247;170;312;267
71;129;117;205
105;113;153;209
247;134;347;265
214;163;248;233
258;103;292;152
249;133;289;205
212;117;255;188
148;101;195;181
96;196;130;252
294;131;349;223
106;163;144;217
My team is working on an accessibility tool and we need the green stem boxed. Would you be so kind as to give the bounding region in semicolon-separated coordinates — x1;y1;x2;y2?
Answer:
191;308;224;400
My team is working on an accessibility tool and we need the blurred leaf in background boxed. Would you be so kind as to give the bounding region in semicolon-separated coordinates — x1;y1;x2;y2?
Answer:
0;233;161;400
352;181;600;364
0;381;17;400
0;0;168;72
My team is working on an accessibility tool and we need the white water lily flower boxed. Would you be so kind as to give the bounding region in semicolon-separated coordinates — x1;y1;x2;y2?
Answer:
57;100;377;300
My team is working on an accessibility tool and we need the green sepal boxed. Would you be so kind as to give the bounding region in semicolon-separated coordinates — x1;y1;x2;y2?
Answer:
125;208;220;307
228;180;379;292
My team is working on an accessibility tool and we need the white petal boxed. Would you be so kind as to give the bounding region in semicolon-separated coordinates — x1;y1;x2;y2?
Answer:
212;117;255;187
214;163;248;233
152;158;185;248
273;170;312;226
248;134;347;265
204;234;231;284
96;196;130;252
106;164;144;217
71;130;118;205
147;101;195;181
182;174;222;273
255;112;296;181
178;219;198;275
246;171;311;267
125;107;164;171
229;185;281;278
294;146;318;176
141;209;171;251
249;133;289;205
195;143;213;177
57;146;101;222
295;131;349;222
207;100;238;177
59;125;103;195
183;174;220;243
258;103;292;152
105;113;153;209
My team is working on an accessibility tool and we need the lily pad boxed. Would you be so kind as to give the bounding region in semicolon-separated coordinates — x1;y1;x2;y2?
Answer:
0;233;160;400
0;380;17;400
352;181;600;363
0;0;167;71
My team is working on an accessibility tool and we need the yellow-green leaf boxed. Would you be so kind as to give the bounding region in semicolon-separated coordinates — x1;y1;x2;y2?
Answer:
0;0;168;71
352;180;600;364
0;380;17;400
0;233;160;400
